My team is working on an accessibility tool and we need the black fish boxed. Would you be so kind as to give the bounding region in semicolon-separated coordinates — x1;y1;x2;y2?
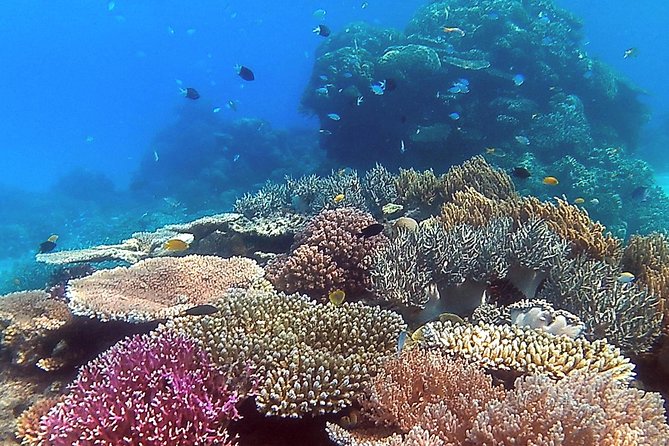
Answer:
511;166;531;179
631;186;649;202
313;24;331;37
236;65;255;81
184;304;219;316
359;223;384;238
184;87;200;100
38;240;56;253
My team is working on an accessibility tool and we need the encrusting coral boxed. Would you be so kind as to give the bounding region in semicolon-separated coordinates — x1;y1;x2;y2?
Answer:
35;330;244;446
0;290;73;369
265;207;387;298
165;287;405;418
418;320;635;382
66;255;264;322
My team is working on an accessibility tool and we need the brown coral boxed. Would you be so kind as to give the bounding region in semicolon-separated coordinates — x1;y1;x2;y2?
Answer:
15;397;62;446
440;155;515;201
67;255;264;322
468;372;669;445
0;290;73;369
165;287;405;418
265;207;387;298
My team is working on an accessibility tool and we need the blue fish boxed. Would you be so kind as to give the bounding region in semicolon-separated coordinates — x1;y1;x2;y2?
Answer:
449;112;460;120
512;74;525;86
327;113;341;121
396;330;409;356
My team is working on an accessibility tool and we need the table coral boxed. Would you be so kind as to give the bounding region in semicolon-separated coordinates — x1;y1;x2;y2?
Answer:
165;288;405;418
66;255;264;322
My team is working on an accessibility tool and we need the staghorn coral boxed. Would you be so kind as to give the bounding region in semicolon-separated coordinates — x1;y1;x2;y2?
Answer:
165;287;405;418
67;255;264;323
419;320;635;382
0;290;73;369
539;255;663;355
38;330;242;446
622;232;669;317
362;164;399;212
468;372;669;446
265;207;387;298
440;155;515;201
16;397;62;446
440;190;622;262
327;424;443;446
394;168;443;213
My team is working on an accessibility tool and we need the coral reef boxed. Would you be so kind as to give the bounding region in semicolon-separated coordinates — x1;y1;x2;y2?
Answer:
67;255;264;322
266;207;387;298
419;320;634;382
165;288;405;417
36;330;244;446
0;291;73;369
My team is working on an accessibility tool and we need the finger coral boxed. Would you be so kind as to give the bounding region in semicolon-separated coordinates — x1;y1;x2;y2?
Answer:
67;255;264;322
165;288;405;417
265;207;387;298
419;320;634;382
37;330;243;446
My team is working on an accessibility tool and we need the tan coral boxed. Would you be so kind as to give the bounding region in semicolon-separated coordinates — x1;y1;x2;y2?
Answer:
419;321;635;382
164;288;405;418
67;255;264;323
0;291;72;368
395;168;443;207
16;396;62;446
440;155;515;201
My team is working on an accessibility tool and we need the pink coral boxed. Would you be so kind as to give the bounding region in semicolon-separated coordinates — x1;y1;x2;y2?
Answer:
266;207;387;297
39;330;244;446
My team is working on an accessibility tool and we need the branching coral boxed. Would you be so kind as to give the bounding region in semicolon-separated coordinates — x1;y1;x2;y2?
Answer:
440;155;516;201
419;320;634;382
165;288;405;417
67;255;264;322
37;330;243;446
266;207;387;298
468;372;669;445
539;255;663;355
0;290;73;369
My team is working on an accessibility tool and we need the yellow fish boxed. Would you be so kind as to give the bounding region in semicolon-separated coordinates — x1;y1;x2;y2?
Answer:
333;193;345;203
542;176;559;185
328;289;346;306
163;233;195;252
574;197;585;204
617;272;635;284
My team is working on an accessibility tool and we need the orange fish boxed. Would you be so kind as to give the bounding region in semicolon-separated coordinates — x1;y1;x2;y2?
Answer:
442;27;465;37
542;176;559;186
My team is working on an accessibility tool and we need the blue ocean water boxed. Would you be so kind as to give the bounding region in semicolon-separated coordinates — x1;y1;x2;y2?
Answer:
1;0;668;294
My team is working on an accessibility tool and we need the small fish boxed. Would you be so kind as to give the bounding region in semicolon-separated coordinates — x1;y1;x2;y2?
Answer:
315;87;329;96
485;147;496;155
542;176;559;186
333;193;345;203
574;197;585;204
328;289;346;306
163;233;195;252
319;129;332;135
442;26;466;37
617;272;635;284
107;1;115;11
153;150;159;162
85;136;95;143
631;186;649;202
233;154;240;162
184;304;219;316
361;2;368;9
370;80;386;95
399;139;406;153
327;113;341;121
396;330;409;356
358;223;384;238
623;47;638;59
235;65;255;81
167;26;175;35
212;107;222;113
438;312;465;325
511;166;532;180
382;202;403;214
512;73;525;86
590;198;600;205
313;8;327;19
186;28;196;36
515;135;531;145
313;24;331;37
226;100;238;111
182;87;200;100
356;95;364;106
38;235;59;253
449;112;460;120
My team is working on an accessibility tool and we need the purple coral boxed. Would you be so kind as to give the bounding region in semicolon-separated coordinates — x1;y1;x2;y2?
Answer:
40;330;242;446
266;207;388;298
